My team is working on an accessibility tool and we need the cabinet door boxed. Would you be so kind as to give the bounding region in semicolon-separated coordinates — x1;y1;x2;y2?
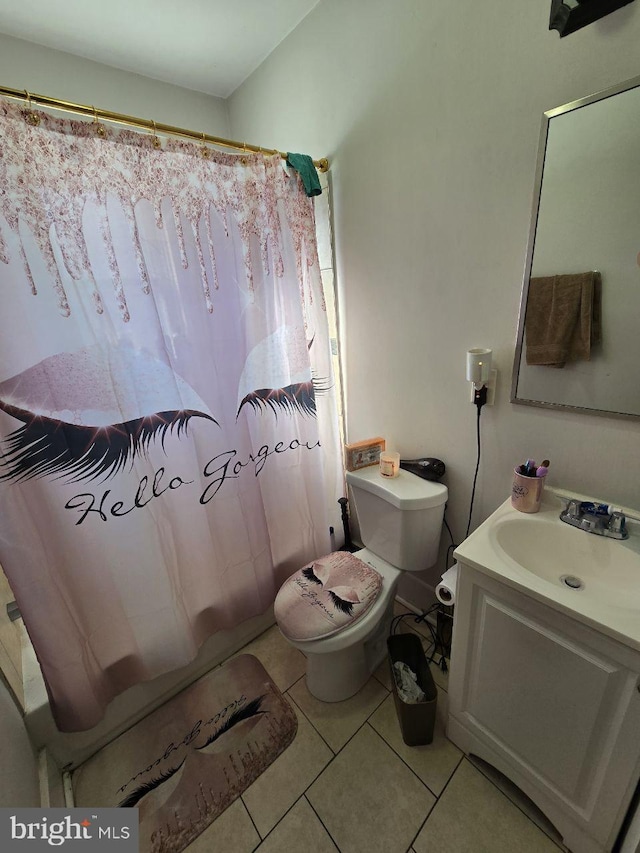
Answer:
448;568;640;848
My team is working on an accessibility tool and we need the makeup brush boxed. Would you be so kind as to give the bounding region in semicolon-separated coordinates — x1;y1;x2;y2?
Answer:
536;459;550;477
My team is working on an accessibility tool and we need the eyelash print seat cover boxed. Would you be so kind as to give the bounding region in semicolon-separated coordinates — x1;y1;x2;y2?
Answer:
274;551;383;641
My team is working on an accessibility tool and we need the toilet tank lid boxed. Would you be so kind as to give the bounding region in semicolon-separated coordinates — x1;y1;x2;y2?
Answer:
346;466;448;510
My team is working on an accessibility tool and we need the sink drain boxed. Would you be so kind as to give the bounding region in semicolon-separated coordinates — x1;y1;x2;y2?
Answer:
560;575;584;590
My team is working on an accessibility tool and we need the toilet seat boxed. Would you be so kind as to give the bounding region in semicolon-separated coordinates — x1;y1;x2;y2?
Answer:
275;551;383;642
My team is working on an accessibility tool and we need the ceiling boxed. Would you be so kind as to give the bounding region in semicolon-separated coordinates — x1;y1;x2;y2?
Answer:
0;0;320;98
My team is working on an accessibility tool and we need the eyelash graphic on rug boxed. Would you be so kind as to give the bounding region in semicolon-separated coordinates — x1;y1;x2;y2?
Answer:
117;759;187;809
301;564;361;617
117;696;266;808
195;695;265;751
0;345;218;484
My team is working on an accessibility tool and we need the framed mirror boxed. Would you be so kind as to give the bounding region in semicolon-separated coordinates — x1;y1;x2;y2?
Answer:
511;75;640;420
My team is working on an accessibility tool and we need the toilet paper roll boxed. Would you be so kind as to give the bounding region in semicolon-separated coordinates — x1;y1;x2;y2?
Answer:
436;564;459;606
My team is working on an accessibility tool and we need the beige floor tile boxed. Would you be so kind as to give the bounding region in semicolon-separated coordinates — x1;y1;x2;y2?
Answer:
255;796;338;853
242;697;333;838
373;656;393;691
393;601;431;641
428;656;449;693
308;724;435;853
185;799;259;853
369;690;462;796
288;675;388;753
235;625;306;693
413;758;561;853
411;617;435;641
468;756;568;850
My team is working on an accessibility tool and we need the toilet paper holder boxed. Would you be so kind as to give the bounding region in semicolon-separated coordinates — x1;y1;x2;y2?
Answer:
436;563;459;606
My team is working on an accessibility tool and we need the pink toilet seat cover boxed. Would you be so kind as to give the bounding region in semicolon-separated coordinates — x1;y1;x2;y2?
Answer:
275;551;383;642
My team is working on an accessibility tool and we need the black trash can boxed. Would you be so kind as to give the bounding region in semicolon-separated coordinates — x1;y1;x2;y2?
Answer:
387;633;438;746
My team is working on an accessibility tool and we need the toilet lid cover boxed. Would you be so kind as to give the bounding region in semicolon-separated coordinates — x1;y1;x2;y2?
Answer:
275;551;383;642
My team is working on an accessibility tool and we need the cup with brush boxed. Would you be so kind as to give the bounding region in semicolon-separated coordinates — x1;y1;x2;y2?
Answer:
511;458;549;514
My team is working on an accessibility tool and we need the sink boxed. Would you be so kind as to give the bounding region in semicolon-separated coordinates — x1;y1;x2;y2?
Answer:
490;513;640;611
449;488;640;853
454;488;640;650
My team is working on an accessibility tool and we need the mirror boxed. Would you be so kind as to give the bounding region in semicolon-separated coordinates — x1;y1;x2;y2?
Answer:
511;76;640;420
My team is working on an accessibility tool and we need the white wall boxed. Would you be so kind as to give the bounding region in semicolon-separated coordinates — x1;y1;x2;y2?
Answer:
228;0;640;591
0;677;39;806
0;32;229;135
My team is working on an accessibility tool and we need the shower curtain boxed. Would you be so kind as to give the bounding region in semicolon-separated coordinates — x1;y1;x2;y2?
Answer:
0;99;342;732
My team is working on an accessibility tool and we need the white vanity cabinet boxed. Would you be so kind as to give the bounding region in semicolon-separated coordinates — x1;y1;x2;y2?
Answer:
447;563;640;853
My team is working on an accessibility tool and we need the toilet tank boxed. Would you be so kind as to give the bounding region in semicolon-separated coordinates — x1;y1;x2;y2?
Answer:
346;466;448;571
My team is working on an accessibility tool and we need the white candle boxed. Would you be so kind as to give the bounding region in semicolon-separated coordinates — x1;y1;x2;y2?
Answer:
379;451;400;478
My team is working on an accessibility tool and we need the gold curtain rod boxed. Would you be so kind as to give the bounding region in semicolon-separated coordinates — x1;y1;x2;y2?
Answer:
0;84;329;172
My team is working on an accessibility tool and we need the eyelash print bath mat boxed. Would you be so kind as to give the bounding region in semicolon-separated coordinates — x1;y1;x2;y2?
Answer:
72;655;297;853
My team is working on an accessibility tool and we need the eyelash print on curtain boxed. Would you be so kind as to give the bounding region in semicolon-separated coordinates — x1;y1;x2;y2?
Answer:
0;346;219;483
235;329;330;420
0;99;343;732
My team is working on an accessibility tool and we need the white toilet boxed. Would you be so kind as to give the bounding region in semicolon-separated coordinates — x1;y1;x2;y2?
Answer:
274;465;448;702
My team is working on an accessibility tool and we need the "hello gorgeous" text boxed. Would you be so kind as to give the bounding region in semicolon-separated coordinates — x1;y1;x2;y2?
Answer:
64;438;320;525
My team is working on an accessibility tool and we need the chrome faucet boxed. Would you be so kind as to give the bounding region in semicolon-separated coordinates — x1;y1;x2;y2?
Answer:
560;500;628;540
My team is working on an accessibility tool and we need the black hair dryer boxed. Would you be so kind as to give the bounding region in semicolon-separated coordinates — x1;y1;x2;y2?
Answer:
399;457;446;481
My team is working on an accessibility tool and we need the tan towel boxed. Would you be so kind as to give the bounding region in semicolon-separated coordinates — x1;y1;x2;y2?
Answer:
525;271;602;367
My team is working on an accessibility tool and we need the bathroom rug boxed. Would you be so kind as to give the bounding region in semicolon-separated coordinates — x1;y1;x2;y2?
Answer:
72;654;297;853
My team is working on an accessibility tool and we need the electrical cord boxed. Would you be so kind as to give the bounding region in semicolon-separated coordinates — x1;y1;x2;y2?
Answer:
465;384;487;538
443;505;457;570
391;605;452;671
428;386;488;669
390;604;440;637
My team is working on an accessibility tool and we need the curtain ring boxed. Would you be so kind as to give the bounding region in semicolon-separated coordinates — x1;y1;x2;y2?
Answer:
240;141;248;165
92;106;107;138
151;120;161;149
23;89;40;126
201;131;209;158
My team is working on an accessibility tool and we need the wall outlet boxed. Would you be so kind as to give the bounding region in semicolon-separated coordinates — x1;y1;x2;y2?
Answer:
469;368;497;405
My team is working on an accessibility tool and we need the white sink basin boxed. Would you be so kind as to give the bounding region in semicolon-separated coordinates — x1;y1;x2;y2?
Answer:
454;488;640;651
490;514;640;611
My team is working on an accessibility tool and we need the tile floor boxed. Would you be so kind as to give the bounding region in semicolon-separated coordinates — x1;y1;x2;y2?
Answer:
176;604;567;853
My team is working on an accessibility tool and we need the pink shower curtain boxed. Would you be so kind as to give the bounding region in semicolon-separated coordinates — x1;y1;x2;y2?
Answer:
0;99;342;732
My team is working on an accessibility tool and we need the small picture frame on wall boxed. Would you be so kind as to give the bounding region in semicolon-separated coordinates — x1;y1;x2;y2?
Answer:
344;437;386;471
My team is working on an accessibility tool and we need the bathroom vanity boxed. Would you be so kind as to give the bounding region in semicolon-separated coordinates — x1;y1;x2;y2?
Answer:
447;490;640;853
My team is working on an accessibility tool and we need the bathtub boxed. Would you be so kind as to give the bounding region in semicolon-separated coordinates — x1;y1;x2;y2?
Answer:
20;609;276;772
